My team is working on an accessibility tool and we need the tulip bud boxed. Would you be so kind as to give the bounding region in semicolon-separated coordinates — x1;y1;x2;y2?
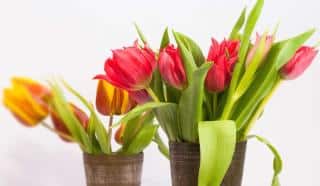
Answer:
280;46;318;80
115;124;126;144
50;103;89;142
128;89;151;104
94;41;156;91
3;77;51;127
246;33;274;67
96;80;136;115
158;45;187;90
205;38;240;92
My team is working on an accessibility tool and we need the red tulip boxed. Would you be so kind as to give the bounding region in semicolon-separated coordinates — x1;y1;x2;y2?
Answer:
158;45;187;90
205;38;240;92
280;46;318;80
95;41;156;91
246;33;274;66
50;103;89;142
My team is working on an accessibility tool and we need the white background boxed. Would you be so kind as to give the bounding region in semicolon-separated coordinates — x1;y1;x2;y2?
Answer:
0;0;319;185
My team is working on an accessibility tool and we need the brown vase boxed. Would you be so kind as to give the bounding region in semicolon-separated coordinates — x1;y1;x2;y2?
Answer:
169;141;247;186
83;153;143;186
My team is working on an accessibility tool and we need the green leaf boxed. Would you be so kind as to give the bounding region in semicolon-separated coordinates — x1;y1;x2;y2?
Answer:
175;32;205;67
234;33;267;100
275;28;315;70
122;124;158;154
154;103;179;141
49;82;92;153
122;112;154;146
178;63;212;142
198;120;236;186
153;131;169;159
229;7;247;40
63;80;110;154
150;69;165;102
247;135;282;186
160;27;170;49
134;23;148;44
173;31;197;83
119;102;174;125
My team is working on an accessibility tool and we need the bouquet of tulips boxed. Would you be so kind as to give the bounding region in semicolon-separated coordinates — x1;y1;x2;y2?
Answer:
3;77;166;156
2;0;318;185
94;0;318;185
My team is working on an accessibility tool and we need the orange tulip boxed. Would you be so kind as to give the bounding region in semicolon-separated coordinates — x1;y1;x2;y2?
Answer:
3;77;51;127
96;80;136;116
50;103;89;142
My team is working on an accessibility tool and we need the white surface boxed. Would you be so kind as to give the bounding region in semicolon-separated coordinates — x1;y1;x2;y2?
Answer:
0;0;319;185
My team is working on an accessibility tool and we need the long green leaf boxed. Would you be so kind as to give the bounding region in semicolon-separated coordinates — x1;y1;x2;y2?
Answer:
119;102;174;125
176;32;205;67
173;31;197;83
229;7;247;40
234;33;267;100
122;125;158;154
134;23;148;44
160;27;170;49
198;120;236;186
50;82;92;153
63;80;110;154
154;103;179;141
178;63;212;142
150;69;165;102
153;131;170;159
247;135;282;186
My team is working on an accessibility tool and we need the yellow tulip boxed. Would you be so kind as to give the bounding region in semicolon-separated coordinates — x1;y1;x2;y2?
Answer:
95;80;136;115
3;77;51;127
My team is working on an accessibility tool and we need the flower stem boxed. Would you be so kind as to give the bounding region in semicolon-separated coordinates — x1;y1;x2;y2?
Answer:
107;115;114;152
212;93;218;119
153;131;169;159
240;80;282;140
41;121;75;142
146;87;160;103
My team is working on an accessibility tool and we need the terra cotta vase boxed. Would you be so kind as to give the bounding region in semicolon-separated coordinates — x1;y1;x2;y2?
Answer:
83;153;143;186
169;141;247;186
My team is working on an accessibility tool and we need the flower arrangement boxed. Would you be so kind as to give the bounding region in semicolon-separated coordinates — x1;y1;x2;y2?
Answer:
95;0;318;185
2;0;318;185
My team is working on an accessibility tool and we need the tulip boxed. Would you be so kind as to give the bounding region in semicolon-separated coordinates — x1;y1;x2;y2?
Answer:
96;80;136;116
205;38;240;92
115;123;126;144
280;46;318;80
128;89;151;104
246;33;274;66
158;45;187;90
50;103;89;142
95;41;156;91
3;77;51;127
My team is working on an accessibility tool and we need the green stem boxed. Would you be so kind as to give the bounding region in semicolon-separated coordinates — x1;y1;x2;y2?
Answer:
107;115;114;152
146;87;160;102
221;96;236;120
212;93;218;119
240;80;282;140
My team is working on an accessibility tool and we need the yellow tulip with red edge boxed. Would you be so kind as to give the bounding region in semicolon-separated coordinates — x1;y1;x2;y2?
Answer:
96;80;136;116
3;77;51;127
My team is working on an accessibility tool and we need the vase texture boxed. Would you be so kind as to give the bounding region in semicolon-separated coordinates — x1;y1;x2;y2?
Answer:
83;153;143;186
169;141;247;186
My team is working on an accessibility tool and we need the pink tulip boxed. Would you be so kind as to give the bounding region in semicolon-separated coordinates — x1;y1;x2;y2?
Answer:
280;46;318;80
158;45;187;90
205;38;240;92
246;33;274;66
